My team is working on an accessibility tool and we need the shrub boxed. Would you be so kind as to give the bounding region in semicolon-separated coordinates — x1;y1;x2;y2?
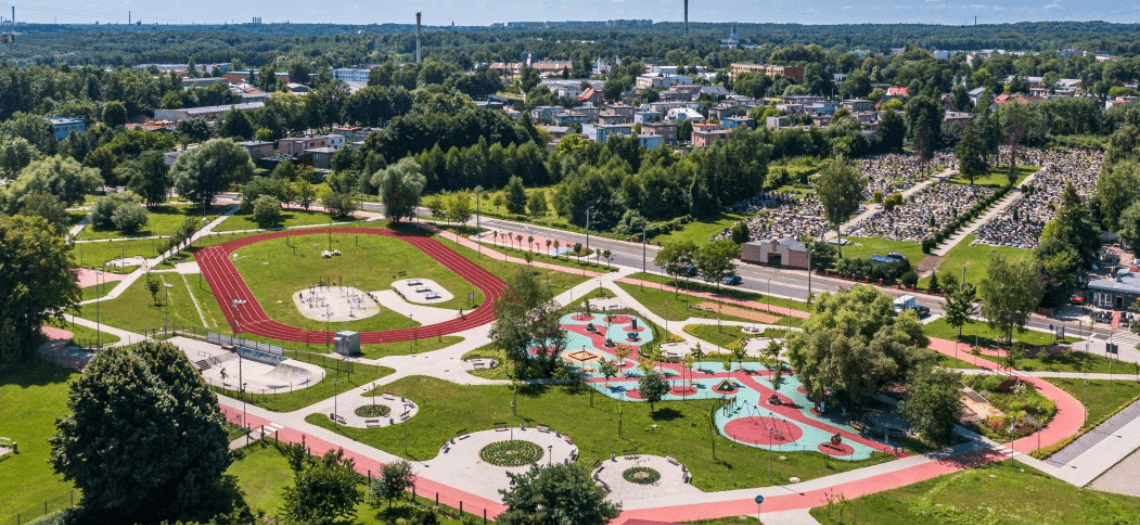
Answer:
111;201;148;234
252;195;282;228
900;270;918;288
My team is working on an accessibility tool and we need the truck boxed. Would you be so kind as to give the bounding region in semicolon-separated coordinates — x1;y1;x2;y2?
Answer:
892;295;929;317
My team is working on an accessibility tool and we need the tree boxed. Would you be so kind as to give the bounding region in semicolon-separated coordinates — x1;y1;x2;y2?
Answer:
599;359;619;392
49;341;233;522
375;158;426;223
0;215;81;363
1096;160;1140;233
814;155;865;258
101;101;129;128
927;272;941;294
498;463;621;525
253;195;283;228
281;446;364;525
527;190;548;217
978;252;1044;345
905;95;944;164
16;192;69;232
122;151;172;207
654;240;698;291
293;179;316;210
445;191;472;224
638;369;670;414
695;238;741;289
785;285;929;413
220;107;255;140
112;199;149;234
322;189;359;219
955;118;990;187
490;267;566;379
368;460;415;509
1039;182;1100;267
995;102;1041;185
943;281;976;338
171;139;255;210
874;109;905;151
505;175;528;214
3;155;102;211
730;221;750;245
1117;201;1140;250
899;367;962;445
145;272;163;306
0;136;42;176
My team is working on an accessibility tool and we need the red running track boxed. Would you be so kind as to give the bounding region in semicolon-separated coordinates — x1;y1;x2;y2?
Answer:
194;228;506;344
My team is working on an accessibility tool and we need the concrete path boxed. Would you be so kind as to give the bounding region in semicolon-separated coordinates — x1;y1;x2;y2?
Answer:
1090;447;1140;496
66;213;89;241
932;170;1040;257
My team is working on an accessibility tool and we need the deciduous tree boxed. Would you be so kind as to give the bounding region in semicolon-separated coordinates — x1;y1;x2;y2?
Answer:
979;252;1044;345
814;155;865;258
899;367;962;445
498;463;621;525
171;139;255;210
375;157;426;223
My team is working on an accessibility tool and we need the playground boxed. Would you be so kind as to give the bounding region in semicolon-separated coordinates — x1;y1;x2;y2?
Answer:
194;228;505;345
557;312;905;461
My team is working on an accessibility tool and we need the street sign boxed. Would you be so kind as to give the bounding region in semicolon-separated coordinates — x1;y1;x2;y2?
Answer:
754;495;764;504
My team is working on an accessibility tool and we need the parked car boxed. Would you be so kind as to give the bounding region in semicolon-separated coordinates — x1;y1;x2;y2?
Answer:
722;274;742;285
1069;292;1085;305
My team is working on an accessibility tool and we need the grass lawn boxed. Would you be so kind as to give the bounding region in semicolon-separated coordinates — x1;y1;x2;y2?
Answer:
1045;378;1140;431
46;319;121;347
809;462;1140;525
946;164;1041;187
683;324;754;351
217;358;393;413
226;232;483;333
616;282;802;328
462;344;511;380
435;236;591;296
837;236;925;267
651;212;750;244
72;238;164;272
228;442;472;525
0;363;79;525
306;376;898;492
627;272;810;313
75;204;228;241
482;242;618;273
80;282;116;302
919;234;1032;288
923;317;1079;350
213;208;361;233
74;271;215;336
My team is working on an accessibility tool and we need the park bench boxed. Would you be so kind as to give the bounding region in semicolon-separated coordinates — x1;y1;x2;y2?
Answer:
666;456;680;466
537;424;550;433
426;294;441;300
495;422;508;432
365;419;381;427
570;450;578;461
416;287;431;293
472;361;486;370
598;480;611;492
400;414;410;422
563;435;574;444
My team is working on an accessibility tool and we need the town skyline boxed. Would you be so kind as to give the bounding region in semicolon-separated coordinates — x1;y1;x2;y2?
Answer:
8;0;1140;27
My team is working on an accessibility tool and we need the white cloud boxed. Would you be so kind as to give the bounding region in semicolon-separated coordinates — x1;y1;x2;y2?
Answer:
1043;1;1062;8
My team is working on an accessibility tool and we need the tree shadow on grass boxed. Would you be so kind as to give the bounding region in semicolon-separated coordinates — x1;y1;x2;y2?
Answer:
0;361;76;388
650;407;683;422
515;382;549;398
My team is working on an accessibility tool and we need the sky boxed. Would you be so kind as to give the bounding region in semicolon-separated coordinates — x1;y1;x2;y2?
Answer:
7;0;1140;26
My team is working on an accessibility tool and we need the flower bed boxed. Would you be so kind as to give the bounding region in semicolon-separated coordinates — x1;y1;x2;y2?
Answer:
623;466;661;485
355;404;391;418
480;440;544;467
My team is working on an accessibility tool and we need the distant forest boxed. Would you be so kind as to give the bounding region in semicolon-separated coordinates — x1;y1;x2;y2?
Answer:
1;21;1139;67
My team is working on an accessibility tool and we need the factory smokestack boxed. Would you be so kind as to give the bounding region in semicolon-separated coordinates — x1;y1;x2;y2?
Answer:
684;0;688;35
11;6;14;26
416;12;422;63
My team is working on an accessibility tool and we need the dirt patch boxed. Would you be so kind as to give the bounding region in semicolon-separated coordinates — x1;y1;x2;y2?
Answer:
694;302;780;324
916;255;943;274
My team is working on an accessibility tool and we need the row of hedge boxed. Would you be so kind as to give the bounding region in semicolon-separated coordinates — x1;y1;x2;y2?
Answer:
921;185;1013;254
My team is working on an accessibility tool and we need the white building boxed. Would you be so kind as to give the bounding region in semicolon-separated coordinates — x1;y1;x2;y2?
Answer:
331;68;371;82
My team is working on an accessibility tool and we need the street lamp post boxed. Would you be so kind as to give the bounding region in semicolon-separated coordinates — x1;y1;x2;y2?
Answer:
334;377;339;426
585;206;595;255
163;283;174;339
474;186;483;259
642;226;647;273
95;269;104;349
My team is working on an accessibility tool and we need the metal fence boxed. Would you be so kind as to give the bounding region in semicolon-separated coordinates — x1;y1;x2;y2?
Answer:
4;489;75;525
207;333;284;356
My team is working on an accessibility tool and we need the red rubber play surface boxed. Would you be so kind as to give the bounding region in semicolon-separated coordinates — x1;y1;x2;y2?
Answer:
818;443;855;456
194;228;505;344
723;416;804;446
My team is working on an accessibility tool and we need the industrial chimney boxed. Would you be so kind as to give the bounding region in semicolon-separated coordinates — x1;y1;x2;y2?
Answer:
415;12;422;63
684;0;688;35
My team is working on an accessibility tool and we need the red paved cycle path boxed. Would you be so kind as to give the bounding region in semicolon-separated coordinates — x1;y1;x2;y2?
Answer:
195;228;506;344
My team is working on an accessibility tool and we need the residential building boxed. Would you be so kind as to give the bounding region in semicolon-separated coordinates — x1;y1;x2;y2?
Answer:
539;125;574;141
635;74;693;90
592;124;631;143
721;116;755;130
944;111;973;130
229;83;269;103
637;134;665;150
667;107;704;122
154;102;265;122
331;68;371;82
841;99;875;112
730;63;805;84
766;116;791;129
884;86;909;99
776;103;804;115
308;147;338;169
278;134;344;156
691;129;730;148
608;103;636;118
577;88;602;105
237;141;274;159
285;83;311;94
634;111;663;124
741;238;809;269
333;126;382;144
641;122;678;143
599;113;630;125
46;116;85;142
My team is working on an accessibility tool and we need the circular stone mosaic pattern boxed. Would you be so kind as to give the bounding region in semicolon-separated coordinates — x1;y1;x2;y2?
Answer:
723;416;804;446
354;404;391;418
480;440;544;467
622;466;661;485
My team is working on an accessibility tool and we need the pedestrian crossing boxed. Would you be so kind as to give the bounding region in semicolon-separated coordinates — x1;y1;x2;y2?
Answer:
258;422;285;438
993;445;1021;458
1008;370;1030;378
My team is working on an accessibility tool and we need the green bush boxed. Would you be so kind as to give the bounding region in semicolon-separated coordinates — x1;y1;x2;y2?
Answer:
252;195;282;228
